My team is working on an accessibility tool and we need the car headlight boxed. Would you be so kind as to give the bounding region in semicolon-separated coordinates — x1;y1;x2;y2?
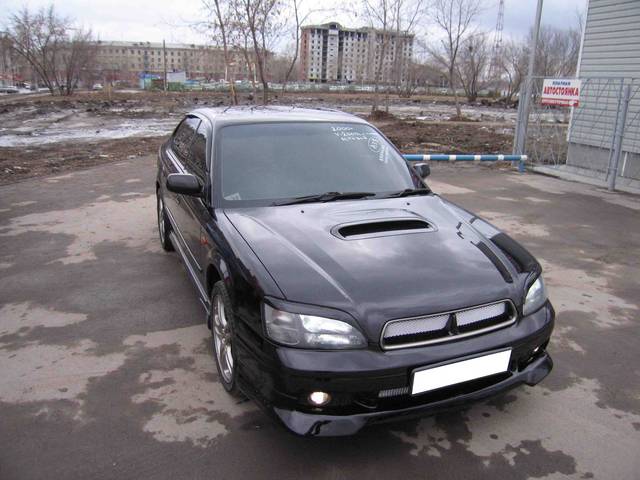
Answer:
263;304;367;349
523;276;547;316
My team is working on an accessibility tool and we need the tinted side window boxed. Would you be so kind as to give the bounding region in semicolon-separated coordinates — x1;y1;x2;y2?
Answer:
171;117;200;164
190;122;208;177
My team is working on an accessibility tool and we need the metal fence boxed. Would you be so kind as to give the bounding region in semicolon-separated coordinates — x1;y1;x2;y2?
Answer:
515;76;640;191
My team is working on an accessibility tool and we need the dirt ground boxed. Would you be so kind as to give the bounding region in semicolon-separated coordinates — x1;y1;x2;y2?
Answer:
376;118;512;154
0;90;516;184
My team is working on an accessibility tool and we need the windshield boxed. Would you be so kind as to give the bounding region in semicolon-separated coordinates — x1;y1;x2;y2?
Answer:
218;122;421;206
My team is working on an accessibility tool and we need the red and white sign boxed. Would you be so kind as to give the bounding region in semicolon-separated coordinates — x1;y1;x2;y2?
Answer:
541;78;581;107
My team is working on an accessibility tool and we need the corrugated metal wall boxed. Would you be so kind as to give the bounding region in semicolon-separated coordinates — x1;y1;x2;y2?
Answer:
579;0;640;76
568;0;640;182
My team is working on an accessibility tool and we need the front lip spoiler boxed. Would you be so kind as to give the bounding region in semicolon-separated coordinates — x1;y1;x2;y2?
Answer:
272;352;553;437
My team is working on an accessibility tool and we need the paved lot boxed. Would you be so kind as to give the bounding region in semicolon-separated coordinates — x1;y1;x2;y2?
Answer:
1;158;639;479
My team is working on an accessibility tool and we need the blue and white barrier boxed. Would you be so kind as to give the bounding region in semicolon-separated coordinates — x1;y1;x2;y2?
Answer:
403;154;527;173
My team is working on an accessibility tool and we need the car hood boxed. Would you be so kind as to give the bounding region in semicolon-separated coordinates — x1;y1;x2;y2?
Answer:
225;195;519;340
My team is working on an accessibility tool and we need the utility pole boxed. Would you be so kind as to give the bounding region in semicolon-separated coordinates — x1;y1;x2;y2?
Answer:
608;84;631;191
514;0;544;155
163;39;167;93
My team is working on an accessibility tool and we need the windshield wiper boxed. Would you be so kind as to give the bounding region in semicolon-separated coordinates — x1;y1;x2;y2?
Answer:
383;187;431;198
272;191;376;206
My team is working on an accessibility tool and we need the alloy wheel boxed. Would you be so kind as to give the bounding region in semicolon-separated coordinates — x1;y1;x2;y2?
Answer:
212;294;234;383
157;196;165;241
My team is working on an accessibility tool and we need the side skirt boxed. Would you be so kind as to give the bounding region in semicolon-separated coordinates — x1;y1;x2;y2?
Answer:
168;230;211;316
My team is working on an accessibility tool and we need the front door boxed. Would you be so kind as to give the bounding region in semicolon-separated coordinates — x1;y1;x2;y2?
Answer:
165;115;203;278
179;119;213;284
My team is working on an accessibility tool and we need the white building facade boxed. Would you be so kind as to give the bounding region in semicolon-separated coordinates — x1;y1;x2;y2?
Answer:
299;22;413;84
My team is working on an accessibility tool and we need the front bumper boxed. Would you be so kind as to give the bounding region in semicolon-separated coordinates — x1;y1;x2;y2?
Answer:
273;352;552;436
236;301;554;436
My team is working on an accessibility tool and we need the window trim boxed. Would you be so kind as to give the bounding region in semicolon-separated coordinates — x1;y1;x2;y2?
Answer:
176;113;213;206
170;115;200;166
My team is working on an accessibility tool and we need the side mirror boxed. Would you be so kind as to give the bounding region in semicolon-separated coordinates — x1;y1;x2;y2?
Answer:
166;173;202;197
414;163;430;178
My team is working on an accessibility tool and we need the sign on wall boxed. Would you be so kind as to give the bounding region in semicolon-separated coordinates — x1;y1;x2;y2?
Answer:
541;78;581;107
167;71;187;83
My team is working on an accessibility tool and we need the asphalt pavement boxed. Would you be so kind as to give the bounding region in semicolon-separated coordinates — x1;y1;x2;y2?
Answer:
1;158;639;479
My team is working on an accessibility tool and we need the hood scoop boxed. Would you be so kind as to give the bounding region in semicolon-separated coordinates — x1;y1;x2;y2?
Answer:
332;218;435;240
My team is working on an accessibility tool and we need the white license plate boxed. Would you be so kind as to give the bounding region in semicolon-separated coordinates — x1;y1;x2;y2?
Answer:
411;349;512;395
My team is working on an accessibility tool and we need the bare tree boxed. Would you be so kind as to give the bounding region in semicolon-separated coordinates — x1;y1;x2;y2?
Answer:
456;32;489;102
428;0;481;118
495;22;580;104
58;28;95;95
270;51;294;83
6;5;95;95
390;1;424;98
233;25;258;96
281;0;301;93
201;0;238;104
360;0;425;111
234;0;283;104
279;0;325;93
534;25;581;78
500;38;528;102
398;59;424;97
361;0;390;113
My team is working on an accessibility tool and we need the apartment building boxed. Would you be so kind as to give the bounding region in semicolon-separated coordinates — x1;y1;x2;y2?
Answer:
299;22;413;84
94;41;251;84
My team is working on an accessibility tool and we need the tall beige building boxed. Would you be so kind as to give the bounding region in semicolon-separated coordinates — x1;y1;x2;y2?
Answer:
299;22;413;84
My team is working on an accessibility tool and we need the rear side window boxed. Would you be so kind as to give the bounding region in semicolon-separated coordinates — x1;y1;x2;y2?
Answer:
190;122;208;177
172;116;200;164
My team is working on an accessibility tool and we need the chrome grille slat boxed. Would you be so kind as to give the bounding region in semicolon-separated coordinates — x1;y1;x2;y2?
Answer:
381;300;516;350
383;314;449;338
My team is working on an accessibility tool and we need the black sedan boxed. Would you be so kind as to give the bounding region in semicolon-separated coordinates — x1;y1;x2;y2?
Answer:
155;106;554;436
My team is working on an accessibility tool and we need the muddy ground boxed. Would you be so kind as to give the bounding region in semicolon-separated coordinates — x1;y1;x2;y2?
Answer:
0;90;516;184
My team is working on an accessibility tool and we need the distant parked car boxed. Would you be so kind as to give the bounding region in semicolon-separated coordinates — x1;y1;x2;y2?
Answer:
156;106;555;436
0;86;19;94
92;83;104;91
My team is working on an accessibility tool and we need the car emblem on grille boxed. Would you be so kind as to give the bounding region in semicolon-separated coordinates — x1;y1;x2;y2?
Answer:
445;313;458;335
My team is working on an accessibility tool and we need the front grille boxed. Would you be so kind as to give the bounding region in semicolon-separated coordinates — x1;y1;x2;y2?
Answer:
381;300;516;350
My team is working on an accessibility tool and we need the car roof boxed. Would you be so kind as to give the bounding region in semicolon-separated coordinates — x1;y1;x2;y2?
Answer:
191;105;369;128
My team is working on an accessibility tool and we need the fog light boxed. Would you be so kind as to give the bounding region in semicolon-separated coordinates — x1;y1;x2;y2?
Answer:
308;391;331;406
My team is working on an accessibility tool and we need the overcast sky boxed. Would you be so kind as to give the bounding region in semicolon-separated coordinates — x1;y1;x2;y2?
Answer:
2;0;587;49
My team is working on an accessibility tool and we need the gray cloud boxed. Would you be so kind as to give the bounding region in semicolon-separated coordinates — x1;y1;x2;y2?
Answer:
2;0;587;48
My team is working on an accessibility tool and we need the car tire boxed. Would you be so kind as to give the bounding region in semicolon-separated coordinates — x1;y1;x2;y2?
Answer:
157;191;174;252
210;281;240;396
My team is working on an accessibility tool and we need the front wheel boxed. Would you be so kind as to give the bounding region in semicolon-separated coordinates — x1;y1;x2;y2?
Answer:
210;281;240;395
157;192;174;252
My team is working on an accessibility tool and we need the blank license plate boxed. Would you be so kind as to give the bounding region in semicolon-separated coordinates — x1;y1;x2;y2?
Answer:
411;349;511;395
